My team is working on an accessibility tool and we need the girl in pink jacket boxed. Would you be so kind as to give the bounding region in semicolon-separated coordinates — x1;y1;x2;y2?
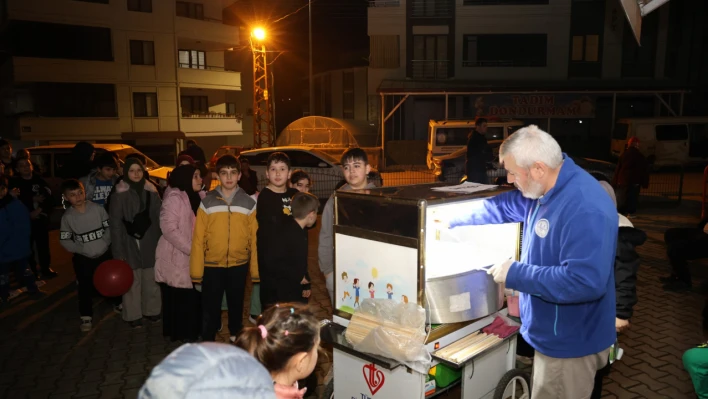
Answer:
155;164;205;342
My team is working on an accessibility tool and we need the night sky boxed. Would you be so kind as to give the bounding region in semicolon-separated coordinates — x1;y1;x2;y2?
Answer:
225;0;369;129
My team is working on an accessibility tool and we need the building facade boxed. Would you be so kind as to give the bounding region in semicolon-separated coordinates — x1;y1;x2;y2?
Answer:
0;0;253;162
361;0;706;159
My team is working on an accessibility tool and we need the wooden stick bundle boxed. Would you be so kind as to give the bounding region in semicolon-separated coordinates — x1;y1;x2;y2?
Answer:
434;331;502;364
345;312;423;346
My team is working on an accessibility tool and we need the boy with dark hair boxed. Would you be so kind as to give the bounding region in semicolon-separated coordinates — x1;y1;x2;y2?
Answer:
259;191;318;307
251;152;299;321
80;152;118;206
9;157;57;279
0;139;13;177
0;175;41;308
319;148;377;305
59;179;113;331
191;154;258;342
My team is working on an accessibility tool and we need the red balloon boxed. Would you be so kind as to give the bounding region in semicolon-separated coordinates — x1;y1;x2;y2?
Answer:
94;260;134;297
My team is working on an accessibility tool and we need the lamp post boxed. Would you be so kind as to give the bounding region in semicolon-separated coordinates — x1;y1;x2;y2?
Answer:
251;28;274;148
308;0;314;117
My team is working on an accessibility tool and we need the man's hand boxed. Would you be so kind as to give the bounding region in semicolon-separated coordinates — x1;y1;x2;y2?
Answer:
486;259;514;284
10;188;20;198
616;317;630;333
301;276;309;285
33;194;45;203
302;290;311;298
30;208;42;220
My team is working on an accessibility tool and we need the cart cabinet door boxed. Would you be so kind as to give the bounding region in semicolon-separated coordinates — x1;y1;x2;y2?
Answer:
333;350;424;399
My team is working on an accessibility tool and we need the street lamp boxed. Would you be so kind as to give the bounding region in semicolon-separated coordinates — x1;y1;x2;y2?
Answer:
250;27;274;148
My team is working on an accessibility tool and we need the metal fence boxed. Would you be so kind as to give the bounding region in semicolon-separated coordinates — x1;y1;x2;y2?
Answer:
640;165;684;207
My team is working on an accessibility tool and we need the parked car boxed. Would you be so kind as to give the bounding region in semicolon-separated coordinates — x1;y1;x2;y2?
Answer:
238;146;381;199
26;144;172;204
431;145;615;184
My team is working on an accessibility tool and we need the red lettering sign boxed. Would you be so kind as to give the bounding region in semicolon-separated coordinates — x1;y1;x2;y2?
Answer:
362;363;385;396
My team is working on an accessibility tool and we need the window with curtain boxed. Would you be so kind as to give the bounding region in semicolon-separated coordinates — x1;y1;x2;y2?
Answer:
176;1;204;19
178;50;206;69
128;0;152;13
129;40;155;65
181;96;209;115
133;93;158;117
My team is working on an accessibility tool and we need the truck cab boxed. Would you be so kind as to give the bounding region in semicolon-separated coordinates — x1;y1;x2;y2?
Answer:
426;119;524;168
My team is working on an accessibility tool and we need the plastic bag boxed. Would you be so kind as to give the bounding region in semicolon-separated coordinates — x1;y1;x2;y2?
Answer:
346;299;431;374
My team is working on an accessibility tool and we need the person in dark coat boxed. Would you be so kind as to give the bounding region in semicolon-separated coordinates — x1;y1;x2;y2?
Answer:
612;137;649;217
465;118;492;184
591;176;646;399
660;217;708;292
61;142;96;180
238;157;259;195
0;139;13;177
181;140;207;165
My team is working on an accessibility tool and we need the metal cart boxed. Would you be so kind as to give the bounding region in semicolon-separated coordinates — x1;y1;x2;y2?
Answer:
321;183;531;399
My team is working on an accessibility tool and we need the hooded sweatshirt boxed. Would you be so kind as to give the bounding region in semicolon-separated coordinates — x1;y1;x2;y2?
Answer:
138;343;276;399
450;155;618;358
318;181;378;276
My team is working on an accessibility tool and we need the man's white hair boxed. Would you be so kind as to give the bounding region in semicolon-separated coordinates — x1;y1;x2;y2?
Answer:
500;125;563;169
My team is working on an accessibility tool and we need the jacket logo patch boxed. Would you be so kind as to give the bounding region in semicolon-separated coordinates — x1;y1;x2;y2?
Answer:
535;219;550;238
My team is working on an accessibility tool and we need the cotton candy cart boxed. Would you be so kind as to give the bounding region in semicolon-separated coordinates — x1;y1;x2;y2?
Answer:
320;183;531;399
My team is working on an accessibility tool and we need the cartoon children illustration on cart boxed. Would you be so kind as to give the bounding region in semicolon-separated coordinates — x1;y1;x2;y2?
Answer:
386;283;393;299
368;282;375;298
341;272;351;301
353;278;361;308
402;295;409;304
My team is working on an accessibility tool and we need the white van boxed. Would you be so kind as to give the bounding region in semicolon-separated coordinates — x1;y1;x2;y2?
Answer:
611;117;708;165
426;119;524;168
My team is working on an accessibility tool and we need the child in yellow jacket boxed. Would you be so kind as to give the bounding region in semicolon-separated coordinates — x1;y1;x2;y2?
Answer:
190;155;258;342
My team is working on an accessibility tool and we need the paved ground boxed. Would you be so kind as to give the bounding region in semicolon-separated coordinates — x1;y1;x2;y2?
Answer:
0;194;706;398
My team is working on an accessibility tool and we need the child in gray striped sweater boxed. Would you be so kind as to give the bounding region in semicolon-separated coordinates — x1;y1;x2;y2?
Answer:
59;179;113;332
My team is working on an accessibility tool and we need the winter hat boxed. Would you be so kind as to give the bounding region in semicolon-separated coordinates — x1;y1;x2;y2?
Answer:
138;343;276;399
124;157;147;206
176;154;195;166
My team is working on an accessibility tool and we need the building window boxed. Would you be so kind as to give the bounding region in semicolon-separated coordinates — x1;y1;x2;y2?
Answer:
7;20;112;61
570;35;599;62
462;34;546;67
128;0;152;13
133;93;158;117
226;103;236;115
342;72;355;119
176;1;204;19
412;35;448;79
129;40;155;65
370;35;400;69
33;83;117;117
463;0;548;5
411;0;453;18
181;96;208;115
178;50;206;69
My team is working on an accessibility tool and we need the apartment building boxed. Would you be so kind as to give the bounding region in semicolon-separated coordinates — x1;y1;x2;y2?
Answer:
331;0;705;158
0;0;252;160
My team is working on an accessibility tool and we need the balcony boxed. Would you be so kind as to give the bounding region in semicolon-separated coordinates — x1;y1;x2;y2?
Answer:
180;113;243;136
368;0;400;6
12;57;122;83
411;0;453;18
411;60;449;79
177;66;241;90
175;16;240;47
19;117;122;141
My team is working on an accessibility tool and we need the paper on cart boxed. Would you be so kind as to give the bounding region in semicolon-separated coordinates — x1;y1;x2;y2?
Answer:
425;241;511;279
431;182;497;193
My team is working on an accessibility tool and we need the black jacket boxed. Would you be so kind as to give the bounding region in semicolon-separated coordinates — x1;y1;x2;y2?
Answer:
8;174;54;220
465;131;492;176
615;225;647;320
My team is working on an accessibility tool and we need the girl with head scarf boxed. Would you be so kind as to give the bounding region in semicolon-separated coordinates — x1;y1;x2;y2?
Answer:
154;164;205;341
110;157;163;328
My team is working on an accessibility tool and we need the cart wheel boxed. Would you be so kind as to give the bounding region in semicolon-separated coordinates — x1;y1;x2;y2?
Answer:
493;369;531;399
322;378;334;399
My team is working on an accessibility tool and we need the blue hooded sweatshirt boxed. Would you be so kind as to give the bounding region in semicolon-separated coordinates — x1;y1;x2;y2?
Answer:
0;195;31;263
450;155;618;358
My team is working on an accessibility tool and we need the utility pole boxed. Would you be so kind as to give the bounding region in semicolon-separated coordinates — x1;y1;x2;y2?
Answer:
251;29;274;148
308;0;314;116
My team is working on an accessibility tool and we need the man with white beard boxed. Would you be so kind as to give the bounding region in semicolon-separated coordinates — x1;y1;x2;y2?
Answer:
442;125;618;399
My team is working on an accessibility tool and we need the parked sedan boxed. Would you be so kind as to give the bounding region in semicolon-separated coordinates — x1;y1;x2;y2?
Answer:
238;146;380;199
431;146;615;184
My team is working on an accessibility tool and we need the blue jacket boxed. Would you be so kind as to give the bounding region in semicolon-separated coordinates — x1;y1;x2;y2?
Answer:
0;196;31;262
451;155;618;358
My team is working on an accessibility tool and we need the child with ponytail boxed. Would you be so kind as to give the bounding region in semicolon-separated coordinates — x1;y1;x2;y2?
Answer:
235;303;321;399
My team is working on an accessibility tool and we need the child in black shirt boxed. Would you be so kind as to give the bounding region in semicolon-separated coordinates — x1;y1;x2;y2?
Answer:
254;152;300;317
260;192;318;307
